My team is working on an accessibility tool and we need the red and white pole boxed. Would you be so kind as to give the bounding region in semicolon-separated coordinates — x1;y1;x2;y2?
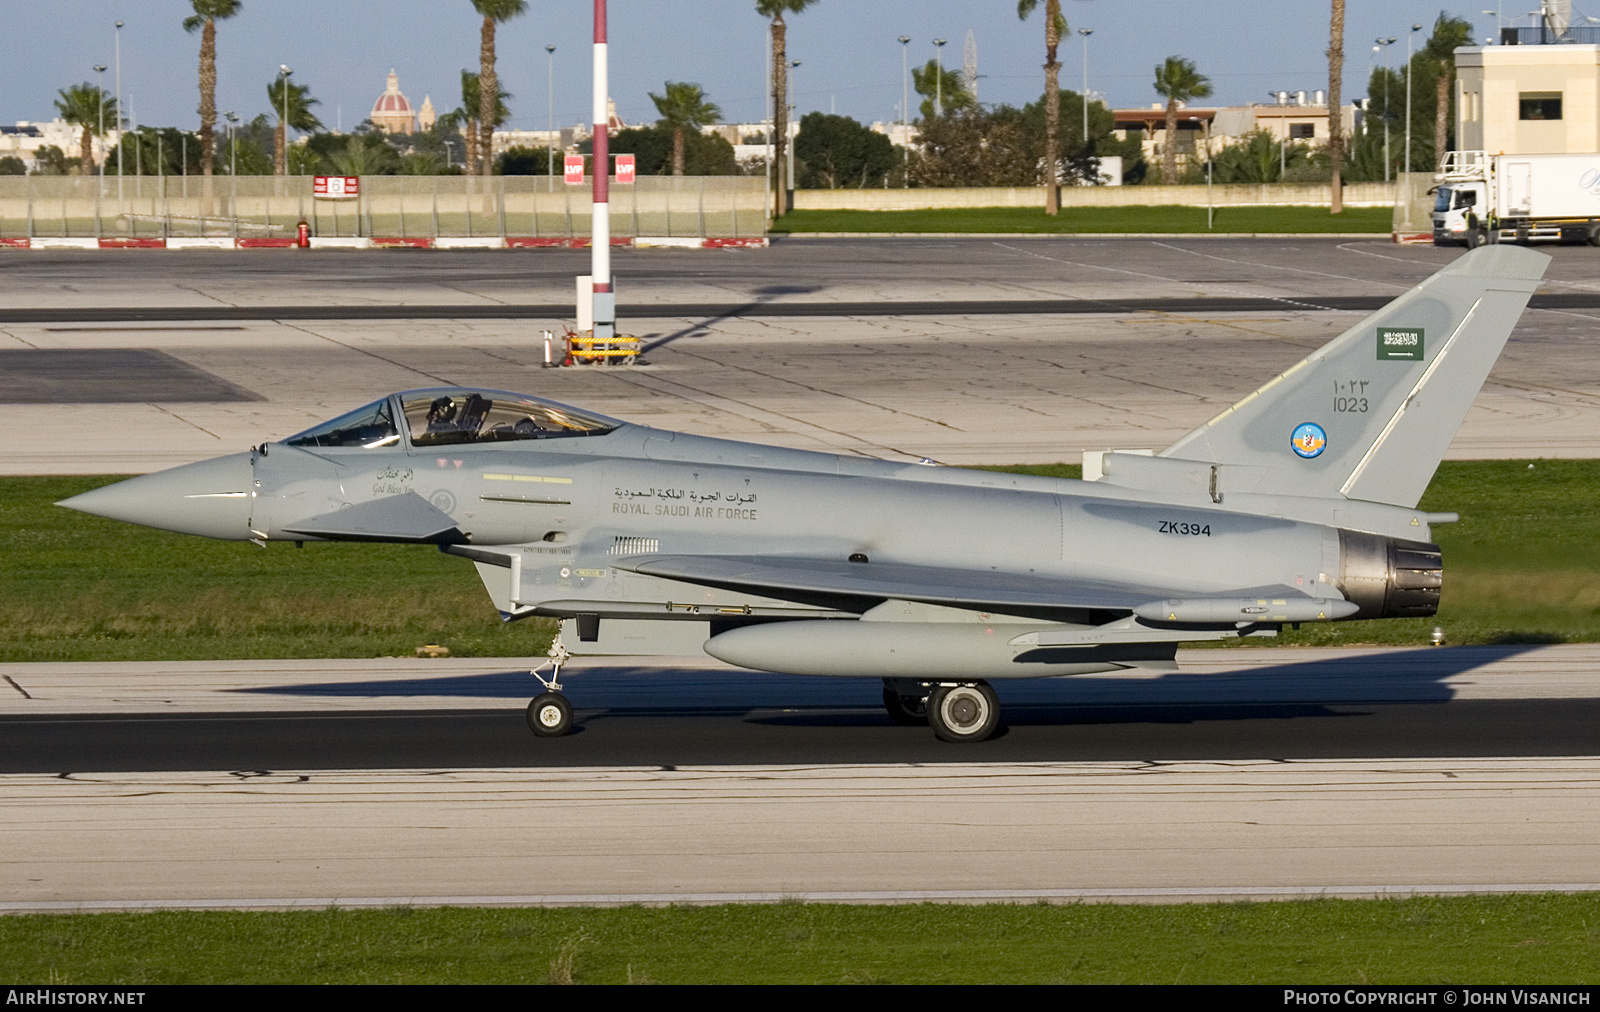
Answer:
590;0;614;339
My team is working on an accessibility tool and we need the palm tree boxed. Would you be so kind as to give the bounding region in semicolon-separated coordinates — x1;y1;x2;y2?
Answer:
1426;13;1474;170
54;84;117;176
757;0;819;218
650;82;722;176
1328;0;1345;213
329;137;391;177
439;73;479;176
286;143;321;175
183;0;242;186
267;72;322;175
1153;56;1212;185
399;151;446;175
472;0;526;180
440;70;509;176
1018;0;1065;214
911;60;975;120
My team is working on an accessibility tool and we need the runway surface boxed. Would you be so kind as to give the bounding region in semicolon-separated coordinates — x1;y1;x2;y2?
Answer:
7;699;1600;772
7;759;1600;911
6;238;1600;471
0;235;1580;306
8;234;1600;305
2;647;1598;909
8;293;1600;324
3;646;1599;771
0;295;1403;322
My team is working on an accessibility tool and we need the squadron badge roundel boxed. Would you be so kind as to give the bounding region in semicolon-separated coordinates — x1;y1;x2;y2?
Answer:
1291;422;1327;458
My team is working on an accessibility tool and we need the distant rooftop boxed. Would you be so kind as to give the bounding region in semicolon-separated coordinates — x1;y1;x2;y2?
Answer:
1499;23;1600;45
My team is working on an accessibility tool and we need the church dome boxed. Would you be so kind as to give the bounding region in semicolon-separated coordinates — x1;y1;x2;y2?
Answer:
371;70;415;134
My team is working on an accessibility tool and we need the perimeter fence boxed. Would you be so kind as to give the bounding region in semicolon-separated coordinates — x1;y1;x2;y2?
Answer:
0;175;769;240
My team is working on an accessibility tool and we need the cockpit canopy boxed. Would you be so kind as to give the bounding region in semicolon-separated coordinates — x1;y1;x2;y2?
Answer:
283;388;621;450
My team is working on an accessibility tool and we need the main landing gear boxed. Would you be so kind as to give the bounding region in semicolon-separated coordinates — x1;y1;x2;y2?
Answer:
526;641;574;738
882;678;1001;742
882;679;928;725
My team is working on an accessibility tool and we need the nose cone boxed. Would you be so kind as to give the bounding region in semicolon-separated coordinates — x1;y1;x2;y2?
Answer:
57;452;255;540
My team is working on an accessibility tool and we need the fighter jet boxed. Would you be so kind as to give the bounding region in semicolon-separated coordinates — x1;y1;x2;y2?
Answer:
59;246;1548;742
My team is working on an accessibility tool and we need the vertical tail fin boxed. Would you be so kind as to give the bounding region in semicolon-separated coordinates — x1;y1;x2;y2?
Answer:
1159;246;1548;507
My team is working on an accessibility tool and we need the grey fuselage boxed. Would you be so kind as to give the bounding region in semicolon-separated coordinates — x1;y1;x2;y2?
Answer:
250;426;1329;590
58;404;1437;681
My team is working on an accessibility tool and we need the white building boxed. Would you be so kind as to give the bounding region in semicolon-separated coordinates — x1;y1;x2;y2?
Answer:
1456;41;1600;154
870;121;920;148
491;128;570;156
1112;99;1357;168
492;99;635;157
1;119;119;170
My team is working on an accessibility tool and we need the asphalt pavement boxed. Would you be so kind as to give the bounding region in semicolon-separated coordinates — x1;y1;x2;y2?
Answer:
5;237;1600;472
6;645;1600;909
3;645;1597;771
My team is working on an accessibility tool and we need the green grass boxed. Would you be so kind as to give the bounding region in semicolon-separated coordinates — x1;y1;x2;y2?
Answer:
2;894;1596;984
770;204;1393;234
0;476;557;663
4;461;1597;662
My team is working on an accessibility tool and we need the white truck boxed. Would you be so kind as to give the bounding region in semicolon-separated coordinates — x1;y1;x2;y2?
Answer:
1432;150;1600;246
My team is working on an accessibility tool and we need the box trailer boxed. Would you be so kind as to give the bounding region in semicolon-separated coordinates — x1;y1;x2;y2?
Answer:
1432;150;1600;246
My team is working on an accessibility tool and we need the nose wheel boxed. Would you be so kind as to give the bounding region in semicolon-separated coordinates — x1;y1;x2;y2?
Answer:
527;692;573;737
525;641;574;738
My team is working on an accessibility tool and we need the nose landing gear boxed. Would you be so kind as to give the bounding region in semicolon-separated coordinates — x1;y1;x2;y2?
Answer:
525;641;574;738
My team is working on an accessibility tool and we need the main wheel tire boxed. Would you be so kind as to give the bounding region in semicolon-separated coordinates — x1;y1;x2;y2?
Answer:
882;683;928;726
1588;225;1600;247
527;692;573;737
926;682;1000;743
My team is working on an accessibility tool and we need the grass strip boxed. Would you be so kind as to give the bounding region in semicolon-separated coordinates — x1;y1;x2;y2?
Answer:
770;205;1393;234
3;460;1597;662
2;894;1597;984
0;475;557;663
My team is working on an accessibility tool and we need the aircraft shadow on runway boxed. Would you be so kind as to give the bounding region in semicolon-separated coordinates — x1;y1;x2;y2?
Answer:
6;645;1580;772
235;644;1546;729
639;283;823;353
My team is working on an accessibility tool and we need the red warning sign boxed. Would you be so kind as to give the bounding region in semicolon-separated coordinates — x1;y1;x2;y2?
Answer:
313;175;359;199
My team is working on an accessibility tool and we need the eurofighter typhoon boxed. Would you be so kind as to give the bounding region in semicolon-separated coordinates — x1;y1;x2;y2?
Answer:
60;246;1548;742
